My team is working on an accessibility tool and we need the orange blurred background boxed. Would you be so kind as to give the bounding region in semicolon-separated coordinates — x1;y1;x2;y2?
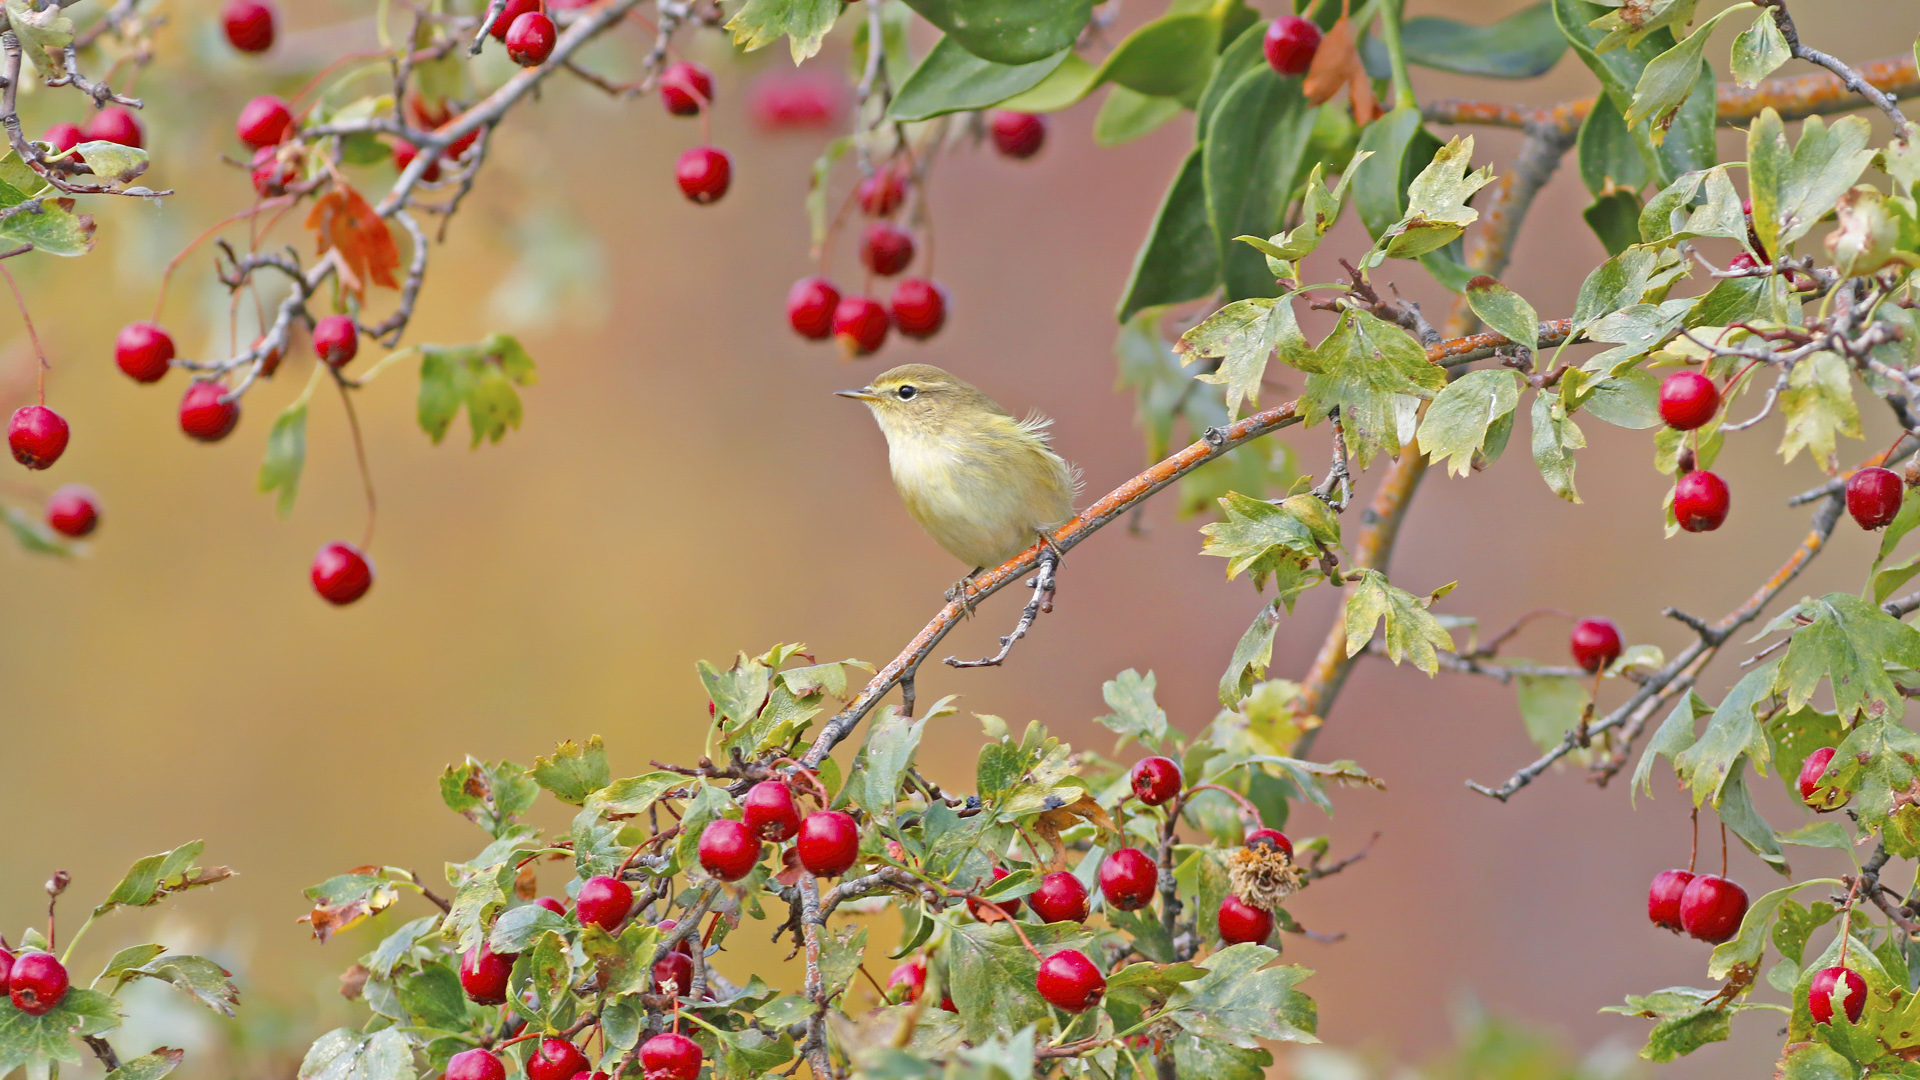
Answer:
3;0;1919;1075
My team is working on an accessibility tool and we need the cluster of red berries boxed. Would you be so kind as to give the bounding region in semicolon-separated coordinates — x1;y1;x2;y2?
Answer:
651;60;732;206
0;947;70;1017
445;1034;701;1080
41;101;145;161
1646;866;1747;944
697;780;859;879
1656;370;1733;533
489;0;558;67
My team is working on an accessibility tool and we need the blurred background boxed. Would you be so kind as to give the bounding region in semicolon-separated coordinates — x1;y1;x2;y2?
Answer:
3;0;1919;1075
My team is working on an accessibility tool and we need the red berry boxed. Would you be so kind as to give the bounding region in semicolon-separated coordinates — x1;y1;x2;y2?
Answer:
1569;617;1622;674
505;12;556;66
488;0;539;40
856;166;907;217
833;296;889;357
311;541;373;605
1034;949;1104;1012
526;1038;588;1080
447;1050;506;1080
115;322;175;383
1848;466;1904;530
787;277;841;341
966;867;1021;920
796;810;860;877
988;111;1046;159
1657;370;1719;430
860;222;915;277
697;818;761;881
1244;828;1294;858
660;61;715;117
9;952;69;1016
1729;252;1760;271
675;147;731;205
1799;746;1840;807
656;919;696;957
576;875;634;932
888;278;947;340
222;0;276;53
742;780;802;842
1098;848;1158;912
236;95;294;149
747;71;845;130
1677;874;1748;943
887;957;926;1003
1647;868;1694;932
312;314;360;367
639;1033;702;1080
85;106;143;149
651;949;693;996
533;897;567;916
1217;895;1273;945
1028;871;1089;924
459;943;516;1005
1673;470;1730;532
1129;756;1183;806
1808;965;1867;1025
43;123;83;156
0;947;13;989
252;146;296;198
9;405;69;469
1263;16;1322;76
391;138;443;183
46;484;100;538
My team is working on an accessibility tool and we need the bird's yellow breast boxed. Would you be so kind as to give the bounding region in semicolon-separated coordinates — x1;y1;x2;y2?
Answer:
880;413;1075;569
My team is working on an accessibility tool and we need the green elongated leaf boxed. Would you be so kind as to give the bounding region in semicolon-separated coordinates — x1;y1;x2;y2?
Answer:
1632;691;1705;801
1197;20;1268;143
1729;6;1789;87
1777;352;1860;465
69;141;148;185
0;987;120;1075
699;651;773;731
898;0;1093;65
1464;276;1538;352
1514;674;1589;752
512;930;573;1021
99;841;224;914
298;1027;416;1080
1577;88;1649;197
121;954;240;1016
1237;152;1372;267
1622;4;1750;142
1117;148;1218;321
1093;86;1184;146
947;921;1096;1043
1092;12;1218;98
1204;65;1313;301
99;944;167;981
107;1049;186;1080
1777;821;1850;849
1746;109;1875;260
367;915;439;979
1369;3;1565;79
1585;192;1645;257
888;38;1069;121
1419;368;1522;478
1777;592;1920;723
854;704;928;815
1342;569;1454;674
1578;369;1662;428
1673;659;1778;806
1220;601;1281;706
1529;392;1584;503
257;397;308;517
1300;310;1445;467
805;137;852;252
724;0;840;62
528;735;609;806
0;189;95;256
397;961;468;1029
1709;879;1839;979
5;0;73;80
1163;944;1316;1047
1553;0;1715;187
6;506;70;556
586;771;686;816
1100;669;1169;743
997;52;1097;111
1716;767;1787;874
1777;1043;1855;1080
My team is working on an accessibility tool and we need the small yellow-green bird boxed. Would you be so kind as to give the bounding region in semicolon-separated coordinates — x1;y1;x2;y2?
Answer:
837;364;1080;576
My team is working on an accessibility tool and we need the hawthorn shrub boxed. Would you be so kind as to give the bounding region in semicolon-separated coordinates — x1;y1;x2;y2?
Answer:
2;0;1920;1078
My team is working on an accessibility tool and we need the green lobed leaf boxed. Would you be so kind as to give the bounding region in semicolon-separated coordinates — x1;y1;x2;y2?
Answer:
1673;659;1778;806
1553;0;1715;187
1777;593;1920;724
1376;135;1493;261
298;1027;416;1080
1220;601;1282;707
947;921;1095;1043
1529;392;1584;503
489;903;567;955
528;736;610;806
415;335;537;448
586;771;687;817
853;704;929;816
257;398;308;518
1747;109;1875;260
98;841;223;915
1175;297;1286;418
1777;352;1860;465
396;961;469;1030
1716;767;1788;874
1163;944;1317;1047
1300;310;1446;468
1632;691;1706;801
1601;987;1732;1061
1100;669;1169;744
1341;569;1454;675
1577;369;1662;428
106;1049;186;1080
119;954;239;1017
1621;5;1750;143
1418;368;1522;478
0;987;120;1075
1237;152;1373;266
1199;491;1341;600
724;0;841;62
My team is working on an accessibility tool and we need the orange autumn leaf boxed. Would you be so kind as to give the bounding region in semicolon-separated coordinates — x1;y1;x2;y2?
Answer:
1301;15;1357;107
305;185;402;296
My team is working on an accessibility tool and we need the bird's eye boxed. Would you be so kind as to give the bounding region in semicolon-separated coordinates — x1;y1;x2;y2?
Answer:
897;386;917;400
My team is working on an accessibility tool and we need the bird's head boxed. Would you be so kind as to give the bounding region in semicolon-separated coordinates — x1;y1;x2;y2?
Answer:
835;364;999;438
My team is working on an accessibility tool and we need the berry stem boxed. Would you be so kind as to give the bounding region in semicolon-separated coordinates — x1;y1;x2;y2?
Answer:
1688;805;1698;875
1837;875;1859;967
333;374;379;549
0;264;49;405
1720;819;1728;878
154;198;295;324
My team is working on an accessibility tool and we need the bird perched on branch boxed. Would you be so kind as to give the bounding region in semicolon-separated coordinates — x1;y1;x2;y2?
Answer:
837;364;1080;585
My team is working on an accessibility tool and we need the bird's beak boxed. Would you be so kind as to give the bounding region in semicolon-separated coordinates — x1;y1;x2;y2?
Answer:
834;388;880;402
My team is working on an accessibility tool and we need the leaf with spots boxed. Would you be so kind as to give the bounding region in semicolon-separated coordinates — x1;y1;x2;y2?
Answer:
1775;592;1920;724
1342;570;1455;675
